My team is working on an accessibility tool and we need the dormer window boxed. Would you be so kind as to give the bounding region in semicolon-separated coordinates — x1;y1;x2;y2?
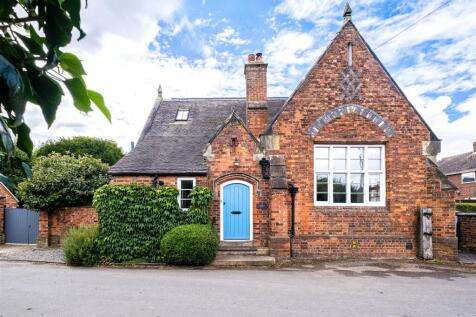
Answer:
176;109;189;121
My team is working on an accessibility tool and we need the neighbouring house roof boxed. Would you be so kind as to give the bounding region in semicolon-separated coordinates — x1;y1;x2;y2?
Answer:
438;151;476;175
109;97;286;175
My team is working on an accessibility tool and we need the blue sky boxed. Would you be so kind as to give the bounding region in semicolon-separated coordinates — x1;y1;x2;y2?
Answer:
24;0;476;158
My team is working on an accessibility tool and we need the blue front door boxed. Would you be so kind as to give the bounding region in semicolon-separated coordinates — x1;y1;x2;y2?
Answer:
223;183;251;240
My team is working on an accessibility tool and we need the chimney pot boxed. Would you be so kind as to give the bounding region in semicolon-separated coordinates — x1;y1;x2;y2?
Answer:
248;54;255;62
256;52;263;62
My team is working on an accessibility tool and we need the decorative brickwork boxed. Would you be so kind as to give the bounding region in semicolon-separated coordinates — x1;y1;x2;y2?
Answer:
458;214;476;252
307;104;395;137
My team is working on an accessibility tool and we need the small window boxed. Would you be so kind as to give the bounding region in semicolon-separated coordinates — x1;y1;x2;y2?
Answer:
347;43;352;67
461;172;476;184
314;145;385;206
177;178;196;209
175;109;189;121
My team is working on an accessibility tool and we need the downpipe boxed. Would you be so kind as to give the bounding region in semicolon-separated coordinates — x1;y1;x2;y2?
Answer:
288;183;299;258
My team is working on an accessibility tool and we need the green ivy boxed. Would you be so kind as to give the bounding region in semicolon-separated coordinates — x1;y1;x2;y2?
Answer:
94;185;182;262
185;186;213;224
456;203;476;213
93;184;214;263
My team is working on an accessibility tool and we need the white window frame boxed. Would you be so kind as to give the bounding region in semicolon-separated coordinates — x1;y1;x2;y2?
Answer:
314;144;386;207
461;171;476;184
177;177;196;210
175;109;189;121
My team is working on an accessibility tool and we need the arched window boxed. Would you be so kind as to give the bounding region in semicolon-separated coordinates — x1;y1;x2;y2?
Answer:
347;43;353;67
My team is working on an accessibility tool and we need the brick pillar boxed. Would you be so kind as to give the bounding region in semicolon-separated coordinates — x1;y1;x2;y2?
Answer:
37;210;49;247
245;53;268;137
0;196;5;244
269;189;291;258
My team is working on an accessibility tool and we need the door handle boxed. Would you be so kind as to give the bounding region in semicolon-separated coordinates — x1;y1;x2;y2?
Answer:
231;211;241;215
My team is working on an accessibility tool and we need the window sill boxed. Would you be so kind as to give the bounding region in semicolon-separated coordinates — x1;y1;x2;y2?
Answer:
314;205;388;213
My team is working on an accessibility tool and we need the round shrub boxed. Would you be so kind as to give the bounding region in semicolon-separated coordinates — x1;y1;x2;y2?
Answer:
63;225;99;266
161;224;219;266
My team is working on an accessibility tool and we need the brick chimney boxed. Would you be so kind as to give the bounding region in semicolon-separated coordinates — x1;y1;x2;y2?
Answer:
245;53;268;137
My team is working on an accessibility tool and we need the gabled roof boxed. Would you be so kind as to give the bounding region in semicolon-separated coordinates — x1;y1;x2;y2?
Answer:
265;20;439;141
109;97;286;175
438;151;476;175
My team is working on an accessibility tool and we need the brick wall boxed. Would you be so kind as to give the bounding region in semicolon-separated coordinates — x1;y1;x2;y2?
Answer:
37;207;97;247
0;183;18;208
447;174;476;200
267;22;456;260
0;196;5;244
459;214;476;252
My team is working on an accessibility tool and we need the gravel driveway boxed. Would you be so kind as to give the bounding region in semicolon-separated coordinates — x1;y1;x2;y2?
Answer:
0;244;64;263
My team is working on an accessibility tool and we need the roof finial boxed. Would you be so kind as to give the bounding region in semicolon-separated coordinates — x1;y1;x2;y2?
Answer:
343;2;352;23
157;84;163;99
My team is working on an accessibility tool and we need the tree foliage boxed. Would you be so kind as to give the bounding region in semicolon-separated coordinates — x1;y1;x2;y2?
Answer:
35;136;124;165
0;148;30;193
19;153;110;210
0;0;110;160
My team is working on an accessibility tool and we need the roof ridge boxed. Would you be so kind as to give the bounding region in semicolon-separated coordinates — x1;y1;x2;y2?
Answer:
438;151;474;162
169;97;287;101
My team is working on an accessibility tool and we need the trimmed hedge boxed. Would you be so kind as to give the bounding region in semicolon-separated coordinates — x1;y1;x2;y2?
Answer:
63;225;99;266
94;184;181;262
161;224;219;265
456;203;476;213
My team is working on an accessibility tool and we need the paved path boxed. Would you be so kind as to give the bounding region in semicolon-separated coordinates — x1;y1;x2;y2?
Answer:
0;245;64;263
1;261;475;317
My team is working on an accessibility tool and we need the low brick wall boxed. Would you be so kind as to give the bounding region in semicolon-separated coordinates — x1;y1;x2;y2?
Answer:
38;207;97;247
458;213;476;252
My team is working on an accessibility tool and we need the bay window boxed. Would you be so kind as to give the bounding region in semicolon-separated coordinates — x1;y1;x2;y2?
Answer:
314;145;385;206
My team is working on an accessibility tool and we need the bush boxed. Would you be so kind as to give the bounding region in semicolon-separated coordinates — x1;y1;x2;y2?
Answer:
456;203;476;213
0;149;30;195
63;225;99;266
160;224;219;266
19;153;109;211
94;185;183;262
35;136;124;165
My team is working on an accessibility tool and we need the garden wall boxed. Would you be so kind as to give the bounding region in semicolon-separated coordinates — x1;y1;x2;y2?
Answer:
458;213;476;252
38;207;97;247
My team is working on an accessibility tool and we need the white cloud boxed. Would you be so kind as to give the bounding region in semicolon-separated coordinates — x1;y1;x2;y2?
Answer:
24;0;476;160
215;27;249;46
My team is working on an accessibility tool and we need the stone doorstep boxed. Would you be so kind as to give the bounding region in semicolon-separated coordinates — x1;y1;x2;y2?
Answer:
218;241;270;256
211;254;276;267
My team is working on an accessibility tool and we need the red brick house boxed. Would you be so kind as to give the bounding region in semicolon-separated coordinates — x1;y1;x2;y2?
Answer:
438;141;476;201
110;6;457;260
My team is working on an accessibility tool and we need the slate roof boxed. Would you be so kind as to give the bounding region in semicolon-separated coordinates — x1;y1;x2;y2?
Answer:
109;97;287;175
438;151;476;175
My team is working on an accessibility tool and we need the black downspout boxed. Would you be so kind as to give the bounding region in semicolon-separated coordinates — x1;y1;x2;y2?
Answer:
288;183;298;258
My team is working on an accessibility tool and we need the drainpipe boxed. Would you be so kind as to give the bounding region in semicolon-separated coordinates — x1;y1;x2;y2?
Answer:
288;183;298;258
